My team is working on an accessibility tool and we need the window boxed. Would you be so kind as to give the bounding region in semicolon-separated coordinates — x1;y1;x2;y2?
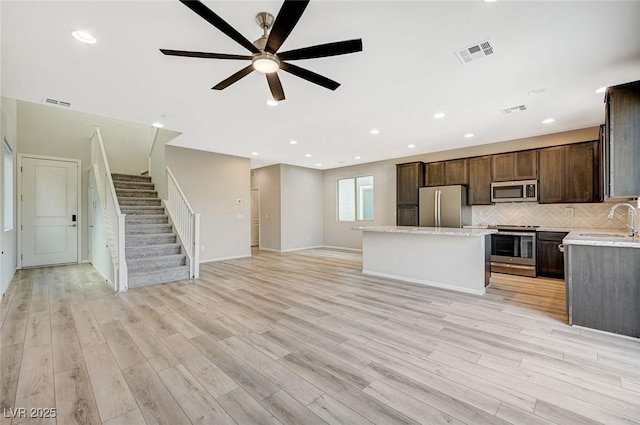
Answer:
337;176;374;221
3;139;14;231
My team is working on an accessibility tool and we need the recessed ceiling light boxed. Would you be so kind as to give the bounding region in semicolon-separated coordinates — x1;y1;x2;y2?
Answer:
542;118;556;124
289;140;297;145
407;144;416;149
72;30;96;44
316;163;322;167
266;99;279;106
370;128;380;135
251;152;259;156
354;156;362;160
304;153;312;158
151;122;164;128
464;133;474;138
595;87;607;94
433;113;446;119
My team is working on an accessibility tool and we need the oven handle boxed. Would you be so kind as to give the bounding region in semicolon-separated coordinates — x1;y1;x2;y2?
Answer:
494;231;536;237
490;262;535;270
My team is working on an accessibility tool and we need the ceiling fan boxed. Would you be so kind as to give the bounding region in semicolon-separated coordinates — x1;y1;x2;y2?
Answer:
160;0;363;102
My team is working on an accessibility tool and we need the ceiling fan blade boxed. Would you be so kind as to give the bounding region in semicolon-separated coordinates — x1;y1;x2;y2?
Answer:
179;0;260;54
280;62;340;91
266;73;285;101
278;39;363;61
265;0;310;54
212;65;255;90
160;49;252;60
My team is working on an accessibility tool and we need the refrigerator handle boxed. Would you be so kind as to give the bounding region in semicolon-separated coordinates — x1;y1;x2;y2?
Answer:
438;190;442;227
434;190;439;227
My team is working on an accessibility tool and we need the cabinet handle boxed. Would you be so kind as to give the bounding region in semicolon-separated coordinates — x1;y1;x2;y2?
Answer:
558;244;564;253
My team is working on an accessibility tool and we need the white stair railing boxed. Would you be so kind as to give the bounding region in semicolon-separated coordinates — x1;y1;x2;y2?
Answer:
91;127;128;291
165;167;200;279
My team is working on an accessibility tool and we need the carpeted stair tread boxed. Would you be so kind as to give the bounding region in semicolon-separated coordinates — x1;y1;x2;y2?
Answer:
111;173;152;182
125;215;169;224
126;243;182;259
121;206;165;215
119;198;162;206
125;233;176;247
113;181;155;190
127;254;186;272
115;189;158;198
128;266;190;288
126;223;173;235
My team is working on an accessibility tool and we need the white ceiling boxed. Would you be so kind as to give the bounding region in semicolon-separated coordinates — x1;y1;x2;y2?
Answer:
2;1;640;170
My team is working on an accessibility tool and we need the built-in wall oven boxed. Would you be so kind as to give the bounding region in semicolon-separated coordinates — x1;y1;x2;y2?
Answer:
489;225;538;277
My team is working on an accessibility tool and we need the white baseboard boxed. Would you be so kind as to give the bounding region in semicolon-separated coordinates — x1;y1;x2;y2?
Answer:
256;247;281;253
90;265;115;291
322;245;363;252
200;254;251;263
362;269;485;295
280;245;325;253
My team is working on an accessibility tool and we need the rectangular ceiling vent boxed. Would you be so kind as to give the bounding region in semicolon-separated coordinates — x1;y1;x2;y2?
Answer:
42;97;71;108
500;105;527;114
455;39;495;64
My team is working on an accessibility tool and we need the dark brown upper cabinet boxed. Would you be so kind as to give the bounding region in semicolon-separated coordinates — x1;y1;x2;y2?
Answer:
444;159;468;185
425;162;445;187
468;156;492;205
539;141;599;203
604;80;640;198
396;162;425;205
492;150;538;182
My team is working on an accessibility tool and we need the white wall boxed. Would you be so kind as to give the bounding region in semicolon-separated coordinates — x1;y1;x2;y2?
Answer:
88;169;114;285
322;127;600;249
1;97;18;294
280;164;323;251
165;145;251;262
148;127;182;201
251;165;281;251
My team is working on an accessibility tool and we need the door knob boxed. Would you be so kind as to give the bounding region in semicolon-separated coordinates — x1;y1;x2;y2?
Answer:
69;224;77;227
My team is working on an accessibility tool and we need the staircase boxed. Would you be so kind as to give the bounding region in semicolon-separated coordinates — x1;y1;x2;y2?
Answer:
112;173;190;288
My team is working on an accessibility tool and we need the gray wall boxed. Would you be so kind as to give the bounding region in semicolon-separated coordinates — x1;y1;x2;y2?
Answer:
322;127;600;249
166;145;251;262
280;165;323;251
251;165;281;251
1;97;18;294
149;127;182;201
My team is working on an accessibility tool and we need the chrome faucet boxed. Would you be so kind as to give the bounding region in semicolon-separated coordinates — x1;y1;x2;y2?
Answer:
607;203;638;237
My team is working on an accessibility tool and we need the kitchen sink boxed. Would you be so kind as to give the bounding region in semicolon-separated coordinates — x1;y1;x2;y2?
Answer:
578;232;630;238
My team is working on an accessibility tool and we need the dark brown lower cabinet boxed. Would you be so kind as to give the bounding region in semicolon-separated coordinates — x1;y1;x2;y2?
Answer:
397;206;418;226
536;232;568;279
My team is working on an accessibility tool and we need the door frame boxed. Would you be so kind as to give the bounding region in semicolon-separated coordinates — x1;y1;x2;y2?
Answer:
17;154;82;269
250;187;261;249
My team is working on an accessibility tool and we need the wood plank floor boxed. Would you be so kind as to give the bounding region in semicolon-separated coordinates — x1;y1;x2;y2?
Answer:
1;248;639;425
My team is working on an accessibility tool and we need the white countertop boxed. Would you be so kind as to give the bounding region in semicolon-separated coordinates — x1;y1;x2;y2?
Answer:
563;230;640;248
353;226;497;237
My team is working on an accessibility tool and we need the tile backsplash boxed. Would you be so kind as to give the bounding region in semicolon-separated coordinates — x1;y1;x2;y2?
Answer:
472;202;630;229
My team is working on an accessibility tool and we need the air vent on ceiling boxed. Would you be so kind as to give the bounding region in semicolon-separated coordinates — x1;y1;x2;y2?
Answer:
500;105;527;114
42;97;71;108
455;39;495;64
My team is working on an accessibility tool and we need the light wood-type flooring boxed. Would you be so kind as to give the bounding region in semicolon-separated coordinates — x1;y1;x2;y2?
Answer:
1;248;639;425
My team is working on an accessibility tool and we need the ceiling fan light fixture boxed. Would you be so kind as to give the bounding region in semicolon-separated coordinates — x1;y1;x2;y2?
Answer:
267;99;279;106
252;52;280;73
72;30;96;44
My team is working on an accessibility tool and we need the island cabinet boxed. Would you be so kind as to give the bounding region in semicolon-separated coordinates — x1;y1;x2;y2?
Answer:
491;150;538;182
536;231;568;279
604;80;640;198
468;156;492;205
539;141;599;203
396;161;425;226
425;159;468;186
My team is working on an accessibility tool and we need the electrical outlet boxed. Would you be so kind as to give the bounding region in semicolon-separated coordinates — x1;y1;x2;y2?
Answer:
564;207;574;218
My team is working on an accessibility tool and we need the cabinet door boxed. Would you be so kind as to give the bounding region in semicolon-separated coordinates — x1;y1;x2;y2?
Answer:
607;82;640;197
566;142;595;203
397;206;418;226
445;159;468;185
515;150;538;180
425;162;445;187
396;162;423;205
539;147;565;203
468;156;492;205
537;238;566;279
492;153;515;182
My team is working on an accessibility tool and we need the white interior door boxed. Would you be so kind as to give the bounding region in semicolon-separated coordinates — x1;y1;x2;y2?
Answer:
250;188;260;247
21;157;78;267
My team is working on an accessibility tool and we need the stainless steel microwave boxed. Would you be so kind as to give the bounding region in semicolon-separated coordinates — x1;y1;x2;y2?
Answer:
491;180;538;203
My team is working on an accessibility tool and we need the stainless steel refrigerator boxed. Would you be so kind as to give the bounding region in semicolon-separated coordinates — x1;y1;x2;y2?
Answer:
419;185;471;228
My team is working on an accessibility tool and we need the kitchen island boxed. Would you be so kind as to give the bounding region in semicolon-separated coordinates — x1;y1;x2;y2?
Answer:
563;230;640;337
353;226;496;295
